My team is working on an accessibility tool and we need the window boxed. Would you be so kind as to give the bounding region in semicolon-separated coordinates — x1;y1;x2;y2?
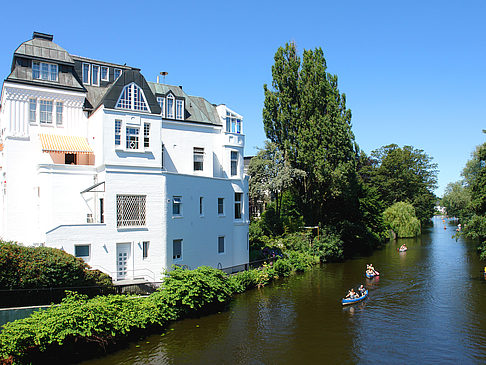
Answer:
173;196;182;216
218;198;224;215
167;94;174;118
75;245;90;260
231;151;238;176
116;195;146;227
200;197;204;216
157;97;165;117
101;66;109;81
29;98;36;123
218;236;225;254
226;111;242;134
193;147;204;171
235;192;242;219
82;63;90;84
126;127;139;149
100;198;104;223
144;123;150;148
56;102;63;125
176;99;184;120
33;61;58;81
114;68;122;80
173;239;182;260
92;65;100;86
65;153;76;165
39;100;53;124
116;83;149;112
115;120;121;146
142;241;149;259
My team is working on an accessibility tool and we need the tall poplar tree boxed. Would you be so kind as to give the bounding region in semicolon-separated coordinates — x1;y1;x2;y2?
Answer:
263;42;358;228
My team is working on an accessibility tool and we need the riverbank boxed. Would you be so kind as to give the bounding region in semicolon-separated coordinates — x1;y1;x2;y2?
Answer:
0;251;318;364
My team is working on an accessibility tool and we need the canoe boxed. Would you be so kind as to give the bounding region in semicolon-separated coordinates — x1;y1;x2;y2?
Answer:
342;290;368;306
366;271;380;278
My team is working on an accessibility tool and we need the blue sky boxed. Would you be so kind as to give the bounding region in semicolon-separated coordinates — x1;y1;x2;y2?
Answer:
1;0;484;196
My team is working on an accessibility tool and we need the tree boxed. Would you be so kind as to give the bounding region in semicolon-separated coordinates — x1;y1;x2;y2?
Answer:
263;42;357;228
441;181;471;219
383;202;421;238
248;141;305;221
362;144;438;225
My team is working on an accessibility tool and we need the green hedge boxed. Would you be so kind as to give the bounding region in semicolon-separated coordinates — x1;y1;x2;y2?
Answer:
0;242;112;289
0;253;318;364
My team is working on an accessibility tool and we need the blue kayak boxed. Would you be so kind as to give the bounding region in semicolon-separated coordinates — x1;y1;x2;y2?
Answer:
366;272;375;279
342;290;368;306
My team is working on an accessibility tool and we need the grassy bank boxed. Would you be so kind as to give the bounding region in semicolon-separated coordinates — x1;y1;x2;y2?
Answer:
0;251;318;364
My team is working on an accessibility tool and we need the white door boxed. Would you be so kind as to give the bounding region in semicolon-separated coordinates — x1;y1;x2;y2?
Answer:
116;243;131;280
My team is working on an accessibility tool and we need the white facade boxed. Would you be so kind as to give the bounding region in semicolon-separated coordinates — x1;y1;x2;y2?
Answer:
0;33;249;281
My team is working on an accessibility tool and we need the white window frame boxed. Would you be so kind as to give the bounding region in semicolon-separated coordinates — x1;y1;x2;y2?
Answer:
218;197;224;216
167;94;174;119
114;68;122;80
32;61;58;82
56;102;63;126
172;196;182;217
157;97;165;117
234;192;243;220
29;98;37;123
115;83;150;112
115;119;122;147
142;241;149;259
173;239;182;261
193;147;204;171
225;111;242;134
231;151;238;176
126;127;139;150
74;244;91;261
82;63;91;85
218;236;225;254
144;123;150;149
91;65;100;86
39;100;53;124
101;66;109;81
176;99;184;120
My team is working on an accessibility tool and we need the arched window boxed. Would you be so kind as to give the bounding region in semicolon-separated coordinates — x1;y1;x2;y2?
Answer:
116;83;150;112
167;94;174;118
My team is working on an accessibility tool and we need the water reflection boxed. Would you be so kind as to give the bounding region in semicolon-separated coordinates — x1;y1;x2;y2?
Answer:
83;217;486;364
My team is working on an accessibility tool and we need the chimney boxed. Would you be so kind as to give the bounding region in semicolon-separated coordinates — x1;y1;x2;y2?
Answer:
33;32;53;41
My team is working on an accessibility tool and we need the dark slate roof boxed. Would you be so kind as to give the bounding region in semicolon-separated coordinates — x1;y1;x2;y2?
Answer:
101;70;161;115
71;55;137;71
13;37;74;65
148;82;222;126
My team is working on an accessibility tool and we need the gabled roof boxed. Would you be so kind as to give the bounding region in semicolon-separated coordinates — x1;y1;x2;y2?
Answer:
148;82;222;126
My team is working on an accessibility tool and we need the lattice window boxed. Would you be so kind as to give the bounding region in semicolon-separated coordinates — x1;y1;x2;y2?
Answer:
193;147;204;171
29;98;37;123
231;151;238;176
167;94;174;118
176;99;184;120
126;127;139;149
40;100;53;124
56;102;63;125
157;97;165;117
144;123;150;148
116;83;149;112
117;195;146;227
115;120;121;146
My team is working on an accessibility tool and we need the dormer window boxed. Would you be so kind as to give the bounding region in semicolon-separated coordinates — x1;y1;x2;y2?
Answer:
157;97;165;117
92;65;100;86
82;63;90;84
114;68;122;80
226;112;242;134
176;99;184;120
101;66;109;81
167;94;174;118
33;61;58;82
116;83;150;112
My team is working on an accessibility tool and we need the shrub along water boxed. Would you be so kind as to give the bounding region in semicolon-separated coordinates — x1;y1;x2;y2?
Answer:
0;251;318;364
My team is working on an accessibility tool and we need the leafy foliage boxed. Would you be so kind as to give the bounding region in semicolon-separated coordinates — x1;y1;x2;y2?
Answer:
0;242;112;290
383;202;421;238
360;144;438;226
441;181;471;219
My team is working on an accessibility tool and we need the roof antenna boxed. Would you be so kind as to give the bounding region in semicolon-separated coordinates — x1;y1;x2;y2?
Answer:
157;71;168;84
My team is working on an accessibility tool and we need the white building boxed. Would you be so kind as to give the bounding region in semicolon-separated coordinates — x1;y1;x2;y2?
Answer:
0;32;249;281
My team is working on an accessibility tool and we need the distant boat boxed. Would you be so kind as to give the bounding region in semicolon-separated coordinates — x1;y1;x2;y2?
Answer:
342;290;368;306
398;247;407;252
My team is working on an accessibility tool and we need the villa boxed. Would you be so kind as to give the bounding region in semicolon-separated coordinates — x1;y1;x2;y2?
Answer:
0;32;249;282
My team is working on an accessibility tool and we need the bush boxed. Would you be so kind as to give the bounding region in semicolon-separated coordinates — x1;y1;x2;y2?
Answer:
160;266;233;313
0;242;112;290
383;202;421;238
228;270;259;293
312;232;344;262
285;251;318;272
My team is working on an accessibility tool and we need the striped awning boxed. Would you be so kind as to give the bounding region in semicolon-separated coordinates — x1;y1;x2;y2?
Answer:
39;134;93;154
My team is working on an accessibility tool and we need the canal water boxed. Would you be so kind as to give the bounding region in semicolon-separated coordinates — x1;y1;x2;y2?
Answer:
83;216;486;364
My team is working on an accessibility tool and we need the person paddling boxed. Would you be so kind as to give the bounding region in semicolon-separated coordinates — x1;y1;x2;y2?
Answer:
358;284;366;296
